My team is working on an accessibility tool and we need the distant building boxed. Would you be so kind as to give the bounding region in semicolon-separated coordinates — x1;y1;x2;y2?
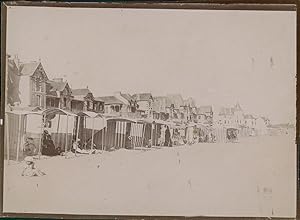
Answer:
183;97;197;122
196;105;213;125
244;114;256;128
97;96;124;116
166;94;184;120
114;92;138;114
261;116;271;127
46;78;73;110
71;88;96;113
255;117;269;135
17;60;49;109
133;93;154;118
153;96;169;120
216;103;245;128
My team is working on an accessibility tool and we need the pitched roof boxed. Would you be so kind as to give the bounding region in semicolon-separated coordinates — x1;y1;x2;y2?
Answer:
184;97;196;107
234;102;242;111
95;97;105;102
261;116;270;121
219;107;235;116
244;114;255;119
72;88;91;96
97;96;124;105
48;80;67;92
19;62;40;76
121;93;135;102
153;96;167;112
166;94;184;108
133;93;153;101
197;106;213;114
154;96;167;101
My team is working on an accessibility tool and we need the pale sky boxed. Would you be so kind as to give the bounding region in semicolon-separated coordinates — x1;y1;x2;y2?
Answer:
6;6;296;124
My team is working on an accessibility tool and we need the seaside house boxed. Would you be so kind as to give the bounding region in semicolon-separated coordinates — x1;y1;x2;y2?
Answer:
244;114;257;136
166;94;184;120
15;58;49;109
97;96;124;116
183;97;197;122
255;116;270;135
197;105;213;125
153;96;169;120
46;78;73;110
114;92;138;117
71;87;95;113
133;93;154;118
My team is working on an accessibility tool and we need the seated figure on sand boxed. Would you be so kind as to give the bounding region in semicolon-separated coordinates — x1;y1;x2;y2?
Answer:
72;139;96;154
21;156;46;177
41;130;62;156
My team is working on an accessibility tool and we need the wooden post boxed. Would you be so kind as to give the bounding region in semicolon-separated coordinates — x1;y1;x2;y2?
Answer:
84;117;87;150
104;127;106;151
56;113;60;146
135;122;138;149
5;113;10;164
38;114;44;159
151;123;154;147
116;122;120;149
65;114;69;156
57;114;60;133
101;126;104;153
139;124;142;147
114;122;117;149
75;116;80;156
120;122;124;149
91;117;95;150
155;125;158;146
16;114;22;161
141;123;146;149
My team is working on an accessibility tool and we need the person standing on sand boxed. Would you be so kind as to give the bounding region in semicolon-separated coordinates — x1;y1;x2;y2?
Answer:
160;125;166;146
164;126;172;147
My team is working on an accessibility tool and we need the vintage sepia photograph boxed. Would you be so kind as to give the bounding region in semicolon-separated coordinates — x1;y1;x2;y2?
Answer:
2;3;297;218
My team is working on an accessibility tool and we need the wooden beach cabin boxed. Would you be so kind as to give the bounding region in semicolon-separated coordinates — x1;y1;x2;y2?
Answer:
5;110;43;161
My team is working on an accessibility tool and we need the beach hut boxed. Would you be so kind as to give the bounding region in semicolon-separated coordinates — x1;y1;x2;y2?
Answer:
76;111;107;151
213;124;239;143
197;123;215;143
137;119;153;147
139;119;176;147
5;110;43;161
212;125;227;143
139;119;161;147
104;117;143;150
42;108;77;153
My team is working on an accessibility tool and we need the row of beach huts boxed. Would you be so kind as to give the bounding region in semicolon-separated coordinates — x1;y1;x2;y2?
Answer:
5;106;234;162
